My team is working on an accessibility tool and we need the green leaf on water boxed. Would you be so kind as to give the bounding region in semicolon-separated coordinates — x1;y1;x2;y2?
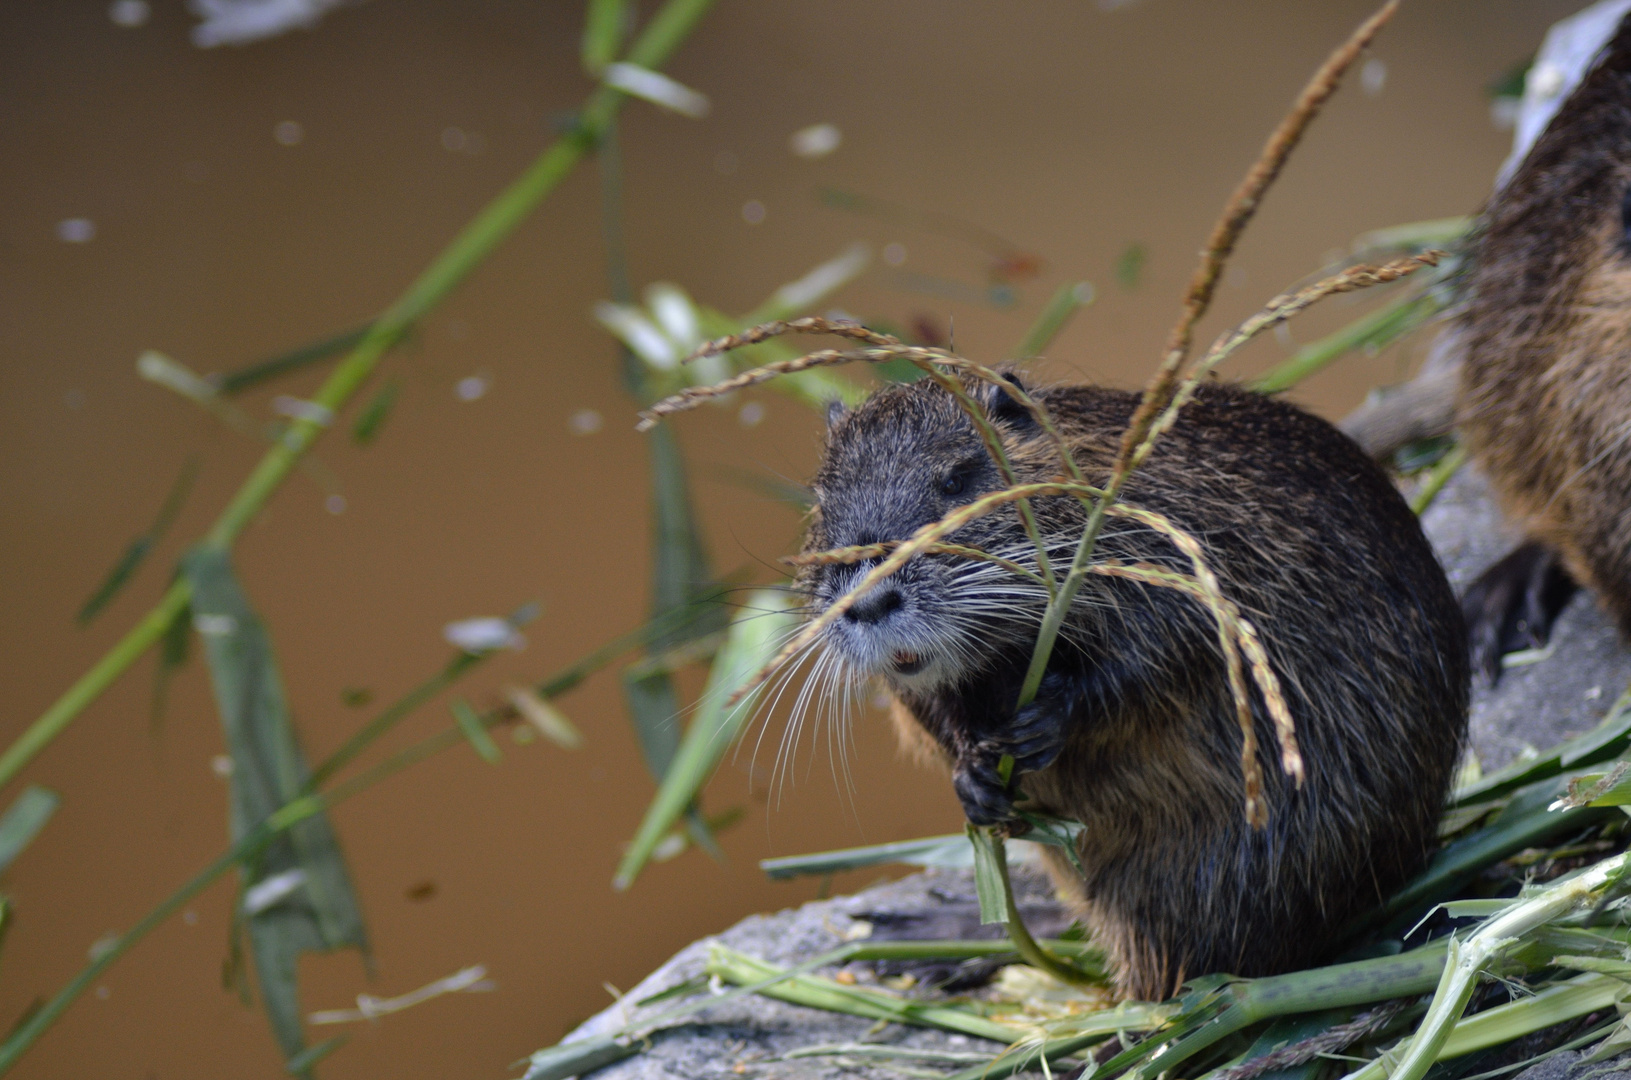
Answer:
613;589;802;890
283;1036;347;1076
76;457;199;625
350;380;400;446
214;325;374;397
0;897;13;971
1114;242;1146;290
622;671;682;780
1013;280;1093;361
450;698;502;764
180;548;369;1077
0;787;60;875
150;598;192;731
645;423;727;652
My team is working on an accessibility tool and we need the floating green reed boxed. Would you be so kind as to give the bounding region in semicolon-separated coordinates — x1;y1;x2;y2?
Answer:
0;0;722;797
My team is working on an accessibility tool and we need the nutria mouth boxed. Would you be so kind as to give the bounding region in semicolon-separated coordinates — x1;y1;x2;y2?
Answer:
891;650;924;674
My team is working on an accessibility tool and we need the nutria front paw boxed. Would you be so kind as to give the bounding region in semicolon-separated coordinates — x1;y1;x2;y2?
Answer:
953;748;1016;825
952;696;1068;825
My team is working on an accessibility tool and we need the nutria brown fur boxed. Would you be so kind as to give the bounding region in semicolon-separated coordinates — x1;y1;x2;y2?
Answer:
801;375;1468;1000
1457;13;1631;678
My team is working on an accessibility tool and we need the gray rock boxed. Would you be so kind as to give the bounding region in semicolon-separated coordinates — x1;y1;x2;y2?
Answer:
556;464;1631;1080
1418;465;1631;771
557;868;1060;1080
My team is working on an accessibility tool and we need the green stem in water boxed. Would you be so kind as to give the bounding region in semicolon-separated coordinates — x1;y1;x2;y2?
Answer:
0;580;727;1075
0;0;720;795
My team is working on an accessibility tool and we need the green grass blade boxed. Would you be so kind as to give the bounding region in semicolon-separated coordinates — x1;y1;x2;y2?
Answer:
75;538;153;625
1454;687;1631;805
76;457;199;625
451;698;502;764
283;1036;346;1077
0;0;721;796
1350;216;1471;256
614;590;801;890
644;422;726;649
705;943;1025;1043
1362;780;1606;933
349;379;400;446
622;672;682;780
740;242;872;326
149;596;192;730
181;548;369;1072
623;418;729;790
582;0;629;75
1410;443;1468;515
1249;288;1443;394
524;1036;639;1080
214;325;372;396
967;825;1009;925
1012;280;1093;359
759;834;972;879
0;787;60;874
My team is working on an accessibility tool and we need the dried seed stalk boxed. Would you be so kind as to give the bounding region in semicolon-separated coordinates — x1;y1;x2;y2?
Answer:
1129;252;1443;473
1113;0;1401;481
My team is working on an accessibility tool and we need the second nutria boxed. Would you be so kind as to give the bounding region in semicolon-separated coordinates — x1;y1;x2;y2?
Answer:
1457;12;1631;680
801;374;1468;1000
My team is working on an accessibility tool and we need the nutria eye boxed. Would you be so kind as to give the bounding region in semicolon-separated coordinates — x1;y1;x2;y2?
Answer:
939;473;966;496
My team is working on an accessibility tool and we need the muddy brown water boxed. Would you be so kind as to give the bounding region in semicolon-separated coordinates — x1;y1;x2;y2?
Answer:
0;2;1578;1076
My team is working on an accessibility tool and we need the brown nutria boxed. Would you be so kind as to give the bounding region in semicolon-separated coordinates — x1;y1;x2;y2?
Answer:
800;374;1468;1000
1456;12;1631;681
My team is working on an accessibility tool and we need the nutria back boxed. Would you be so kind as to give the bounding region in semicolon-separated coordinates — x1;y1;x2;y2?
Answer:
1458;12;1631;653
802;375;1468;999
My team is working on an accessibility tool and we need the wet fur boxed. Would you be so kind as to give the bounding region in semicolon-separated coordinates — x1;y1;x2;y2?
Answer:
1458;14;1631;640
802;378;1468;1000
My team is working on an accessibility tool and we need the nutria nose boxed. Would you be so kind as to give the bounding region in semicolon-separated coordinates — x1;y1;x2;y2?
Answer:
844;588;903;625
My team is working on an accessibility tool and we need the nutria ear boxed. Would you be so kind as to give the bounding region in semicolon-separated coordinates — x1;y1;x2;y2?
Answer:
825;399;848;429
983;374;1036;430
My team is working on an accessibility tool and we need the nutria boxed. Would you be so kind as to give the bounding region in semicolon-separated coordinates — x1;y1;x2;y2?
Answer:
1456;12;1631;681
800;374;1468;1000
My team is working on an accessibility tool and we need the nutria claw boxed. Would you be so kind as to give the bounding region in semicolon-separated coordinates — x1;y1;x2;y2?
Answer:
953;756;1015;826
952;713;1068;826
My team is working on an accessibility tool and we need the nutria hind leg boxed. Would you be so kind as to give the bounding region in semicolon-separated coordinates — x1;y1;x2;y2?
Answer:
1461;541;1580;684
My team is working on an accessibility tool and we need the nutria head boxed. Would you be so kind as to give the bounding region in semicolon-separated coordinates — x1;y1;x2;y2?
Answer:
801;374;1060;695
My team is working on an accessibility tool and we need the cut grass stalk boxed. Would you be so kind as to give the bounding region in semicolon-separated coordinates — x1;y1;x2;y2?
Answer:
704;944;1031;1043
1337;852;1631;1080
970;824;1099;988
0;0;721;796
